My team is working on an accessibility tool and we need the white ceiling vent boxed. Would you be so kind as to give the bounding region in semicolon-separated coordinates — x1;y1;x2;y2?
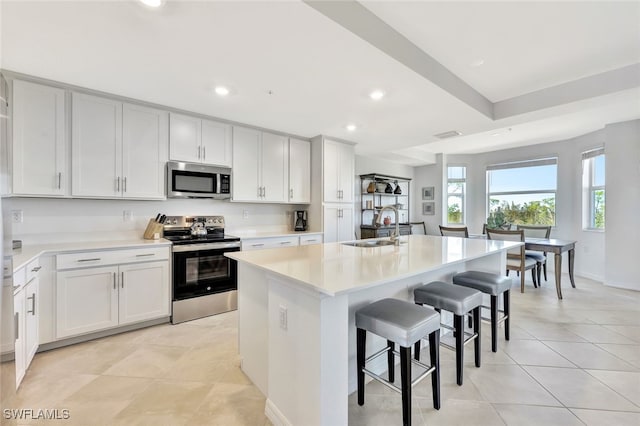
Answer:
434;130;462;139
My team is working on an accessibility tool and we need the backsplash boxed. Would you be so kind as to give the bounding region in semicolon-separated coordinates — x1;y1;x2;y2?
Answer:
7;197;307;244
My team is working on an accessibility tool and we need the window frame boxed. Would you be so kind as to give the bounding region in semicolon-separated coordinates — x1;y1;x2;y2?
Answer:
486;157;558;227
582;148;605;231
446;165;466;225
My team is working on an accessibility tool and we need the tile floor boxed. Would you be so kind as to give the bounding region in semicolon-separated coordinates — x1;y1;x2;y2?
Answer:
11;274;640;425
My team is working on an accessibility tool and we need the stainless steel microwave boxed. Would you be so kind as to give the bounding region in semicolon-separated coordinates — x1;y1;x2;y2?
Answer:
167;161;232;199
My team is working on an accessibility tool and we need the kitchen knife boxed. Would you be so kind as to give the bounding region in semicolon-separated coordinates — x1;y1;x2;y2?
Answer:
160;215;166;224
155;213;161;223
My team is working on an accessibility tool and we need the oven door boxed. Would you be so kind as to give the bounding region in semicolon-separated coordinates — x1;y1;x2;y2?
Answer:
172;243;239;301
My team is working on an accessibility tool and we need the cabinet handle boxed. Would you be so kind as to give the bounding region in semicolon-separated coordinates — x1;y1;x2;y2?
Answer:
257;187;261;198
58;172;62;189
116;177;120;192
135;253;155;257
121;271;124;288
280;241;291;245
27;293;35;315
31;266;42;272
203;146;206;161
290;188;293;199
123;177;127;193
113;272;116;290
14;312;19;340
77;258;101;262
251;243;264;247
198;146;201;159
263;187;266;198
306;239;317;243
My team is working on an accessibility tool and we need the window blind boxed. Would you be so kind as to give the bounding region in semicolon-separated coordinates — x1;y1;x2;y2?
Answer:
487;157;557;171
582;147;605;160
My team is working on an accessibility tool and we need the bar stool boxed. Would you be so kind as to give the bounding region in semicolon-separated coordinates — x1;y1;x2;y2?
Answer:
356;298;441;426
452;271;512;352
414;281;482;386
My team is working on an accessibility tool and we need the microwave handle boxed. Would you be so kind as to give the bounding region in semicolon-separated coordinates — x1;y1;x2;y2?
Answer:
216;173;221;195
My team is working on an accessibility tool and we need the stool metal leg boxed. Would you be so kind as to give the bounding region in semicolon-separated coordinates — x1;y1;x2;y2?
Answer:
400;346;411;426
490;295;498;352
429;330;441;410
387;340;395;383
473;306;481;368
357;328;366;406
454;314;464;385
504;290;510;341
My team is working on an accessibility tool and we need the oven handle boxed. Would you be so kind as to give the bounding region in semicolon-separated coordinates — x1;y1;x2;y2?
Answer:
172;242;241;252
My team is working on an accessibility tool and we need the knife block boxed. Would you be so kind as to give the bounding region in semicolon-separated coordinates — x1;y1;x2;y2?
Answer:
143;219;164;240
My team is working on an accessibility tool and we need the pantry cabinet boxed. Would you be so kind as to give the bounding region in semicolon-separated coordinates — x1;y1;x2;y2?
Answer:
11;80;67;196
169;113;232;167
232;127;288;202
288;138;311;203
72;93;167;199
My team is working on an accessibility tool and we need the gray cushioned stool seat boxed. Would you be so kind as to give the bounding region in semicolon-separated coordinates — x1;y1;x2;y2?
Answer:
356;298;440;348
414;281;482;315
453;271;512;296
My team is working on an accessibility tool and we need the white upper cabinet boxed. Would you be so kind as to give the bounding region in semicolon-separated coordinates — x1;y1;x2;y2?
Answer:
72;93;167;199
288;138;311;204
170;113;232;167
12;80;67;196
232;127;288;203
323;139;354;203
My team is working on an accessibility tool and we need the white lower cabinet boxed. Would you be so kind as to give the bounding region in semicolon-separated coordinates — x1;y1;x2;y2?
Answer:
56;248;170;339
13;287;26;387
323;206;354;243
12;258;40;388
241;234;323;251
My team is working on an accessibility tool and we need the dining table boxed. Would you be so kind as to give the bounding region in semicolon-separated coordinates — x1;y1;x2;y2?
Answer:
524;238;577;299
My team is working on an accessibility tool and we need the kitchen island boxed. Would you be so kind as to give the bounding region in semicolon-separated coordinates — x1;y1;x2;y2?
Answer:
226;235;521;426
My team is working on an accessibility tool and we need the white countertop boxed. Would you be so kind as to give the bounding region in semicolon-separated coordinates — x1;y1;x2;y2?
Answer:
226;235;522;296
12;239;171;273
229;230;323;239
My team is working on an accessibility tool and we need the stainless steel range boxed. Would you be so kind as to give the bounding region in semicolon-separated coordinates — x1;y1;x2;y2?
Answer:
163;216;240;324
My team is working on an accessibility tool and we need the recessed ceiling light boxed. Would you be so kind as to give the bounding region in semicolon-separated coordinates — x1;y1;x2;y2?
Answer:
434;130;462;139
346;124;357;132
471;59;485;67
369;90;385;101
214;86;230;96
139;0;163;8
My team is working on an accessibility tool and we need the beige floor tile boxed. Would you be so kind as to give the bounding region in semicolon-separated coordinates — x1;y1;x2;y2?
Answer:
564;323;637;344
571;408;640;426
516;322;587;342
524;366;639;411
63;375;153;404
467;364;560;406
348;391;425;426
586;369;640;406
543;341;638;371
14;373;97;409
582;310;640;326
192;382;267;426
102;345;188;378
597;343;640;368
133;323;211;347
603;325;640;343
418;399;505;425
493;404;584;426
502;339;575;367
163;345;235;383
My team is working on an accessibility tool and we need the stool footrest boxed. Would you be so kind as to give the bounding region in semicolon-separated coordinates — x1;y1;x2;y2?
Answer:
469;306;508;325
362;347;435;394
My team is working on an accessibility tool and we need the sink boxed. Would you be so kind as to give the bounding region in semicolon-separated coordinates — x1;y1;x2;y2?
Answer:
342;240;400;248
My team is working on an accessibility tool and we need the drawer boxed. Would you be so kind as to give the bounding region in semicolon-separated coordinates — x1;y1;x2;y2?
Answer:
13;267;26;292
300;234;323;245
57;247;170;270
25;258;41;283
242;236;299;251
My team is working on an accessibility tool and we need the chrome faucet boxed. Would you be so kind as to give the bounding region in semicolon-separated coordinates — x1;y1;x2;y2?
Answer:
376;205;400;245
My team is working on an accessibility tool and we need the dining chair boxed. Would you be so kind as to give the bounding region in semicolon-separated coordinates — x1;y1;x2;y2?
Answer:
410;221;427;235
483;223;512;234
486;228;538;293
517;225;551;283
439;225;469;238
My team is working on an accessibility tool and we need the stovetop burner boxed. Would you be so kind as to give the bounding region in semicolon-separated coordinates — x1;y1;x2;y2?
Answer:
162;215;240;245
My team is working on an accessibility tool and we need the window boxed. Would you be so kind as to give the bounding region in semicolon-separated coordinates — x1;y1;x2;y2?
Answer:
487;158;557;226
447;166;466;224
582;148;605;230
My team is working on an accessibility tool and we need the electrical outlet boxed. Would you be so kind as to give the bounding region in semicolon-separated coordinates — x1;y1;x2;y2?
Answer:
123;210;133;222
279;305;288;330
11;210;23;223
243;209;249;219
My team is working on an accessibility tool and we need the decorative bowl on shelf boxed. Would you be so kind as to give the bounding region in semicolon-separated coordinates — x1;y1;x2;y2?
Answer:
375;182;387;192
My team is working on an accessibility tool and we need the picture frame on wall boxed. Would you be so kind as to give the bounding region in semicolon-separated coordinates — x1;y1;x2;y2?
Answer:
422;186;434;200
422;202;435;215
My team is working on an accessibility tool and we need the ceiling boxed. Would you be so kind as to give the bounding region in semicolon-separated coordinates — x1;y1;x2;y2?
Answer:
1;0;639;165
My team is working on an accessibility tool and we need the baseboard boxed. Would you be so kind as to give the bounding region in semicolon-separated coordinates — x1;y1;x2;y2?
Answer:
575;271;604;283
604;280;640;291
265;399;292;426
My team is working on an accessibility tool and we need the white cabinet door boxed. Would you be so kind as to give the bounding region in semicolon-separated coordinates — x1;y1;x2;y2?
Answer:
122;103;168;199
289;138;310;203
201;119;232;167
0;286;14;354
323;206;354;243
13;288;25;387
72;93;122;197
169;113;201;163
118;261;170;325
338;143;354;203
261;132;288;202
232;126;261;201
56;266;119;338
24;277;39;367
338;206;355;242
12;80;67;196
323;140;340;203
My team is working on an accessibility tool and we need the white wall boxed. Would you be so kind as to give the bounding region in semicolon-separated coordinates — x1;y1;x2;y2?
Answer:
604;119;640;290
10;197;306;244
412;154;444;235
354;156;414;238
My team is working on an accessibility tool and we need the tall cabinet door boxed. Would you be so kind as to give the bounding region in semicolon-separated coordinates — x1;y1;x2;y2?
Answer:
12;80;67;196
72;93;122;197
232;126;261;201
323;140;340;203
338;206;355;242
261;132;288;202
289;138;310;203
169;113;201;163
201;119;232;167
119;261;170;325
122;104;168;199
338;143;355;203
56;266;119;338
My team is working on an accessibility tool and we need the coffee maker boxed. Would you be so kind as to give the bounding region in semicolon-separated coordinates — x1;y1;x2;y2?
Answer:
294;210;308;231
